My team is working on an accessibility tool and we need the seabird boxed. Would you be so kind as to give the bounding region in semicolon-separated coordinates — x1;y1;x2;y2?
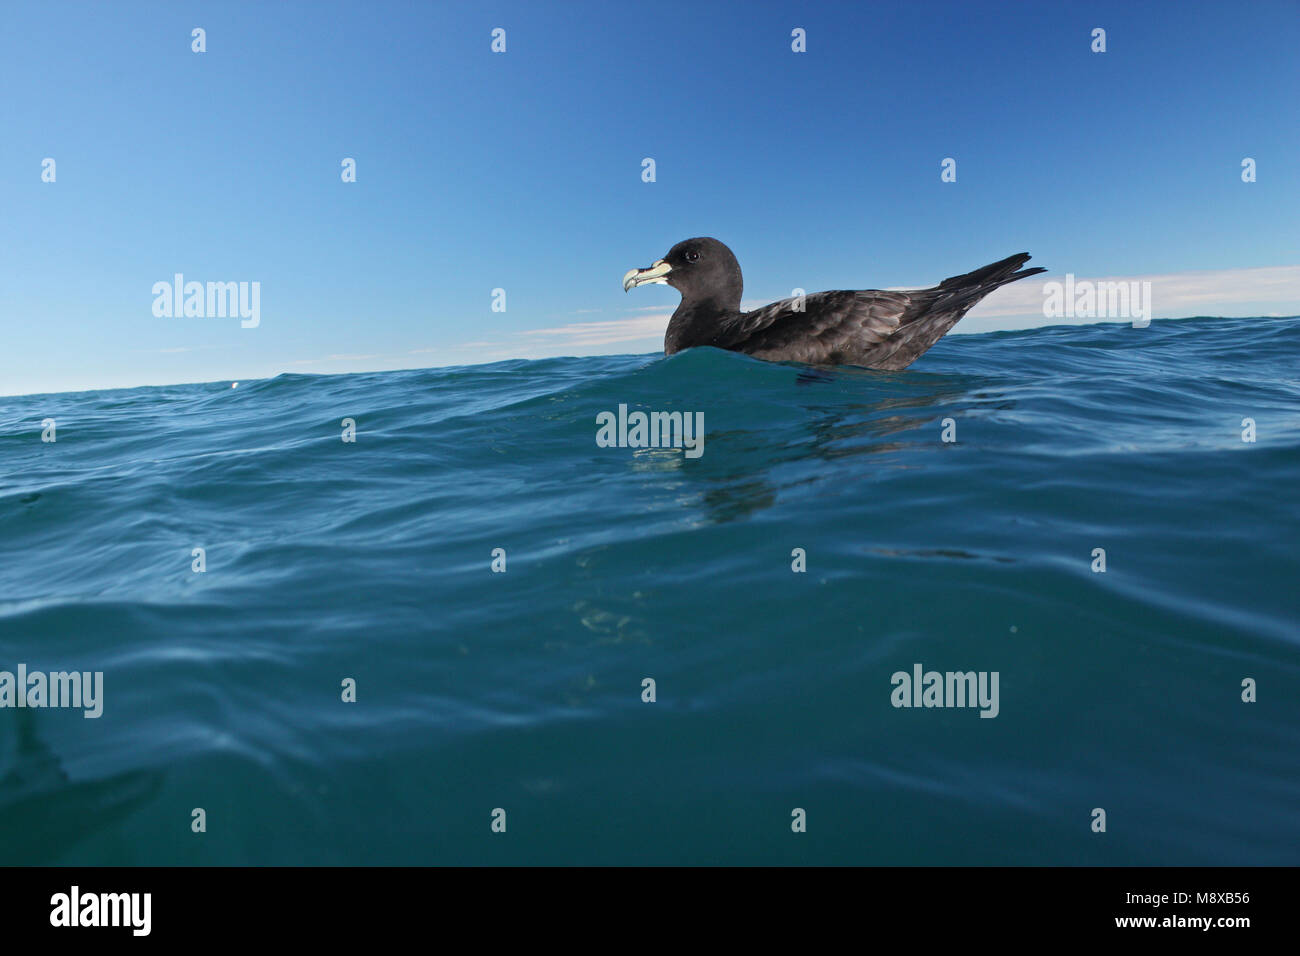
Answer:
623;238;1046;369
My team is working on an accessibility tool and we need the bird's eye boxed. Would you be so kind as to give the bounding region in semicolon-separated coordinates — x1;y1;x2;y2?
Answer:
686;251;701;262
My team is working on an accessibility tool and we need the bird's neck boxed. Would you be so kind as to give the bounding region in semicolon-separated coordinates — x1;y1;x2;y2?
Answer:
666;299;740;355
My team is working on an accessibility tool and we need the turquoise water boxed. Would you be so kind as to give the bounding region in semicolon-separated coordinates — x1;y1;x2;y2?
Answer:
1;315;1298;865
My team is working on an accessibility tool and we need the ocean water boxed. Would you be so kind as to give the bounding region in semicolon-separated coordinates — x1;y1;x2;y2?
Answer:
1;315;1298;866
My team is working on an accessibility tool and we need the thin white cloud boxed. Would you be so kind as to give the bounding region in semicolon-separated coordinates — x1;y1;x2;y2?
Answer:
291;353;382;366
522;314;670;347
131;345;227;354
960;263;1300;319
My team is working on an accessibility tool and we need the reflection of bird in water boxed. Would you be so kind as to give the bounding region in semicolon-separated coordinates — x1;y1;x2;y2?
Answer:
0;707;162;863
691;370;1006;524
795;369;836;387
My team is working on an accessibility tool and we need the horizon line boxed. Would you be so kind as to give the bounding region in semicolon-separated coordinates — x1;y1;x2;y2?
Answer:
3;313;1295;402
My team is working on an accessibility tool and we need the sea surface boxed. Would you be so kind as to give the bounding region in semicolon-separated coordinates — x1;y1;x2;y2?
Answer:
1;315;1298;865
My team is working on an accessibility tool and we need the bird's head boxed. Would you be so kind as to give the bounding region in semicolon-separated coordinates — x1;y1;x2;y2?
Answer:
622;237;743;311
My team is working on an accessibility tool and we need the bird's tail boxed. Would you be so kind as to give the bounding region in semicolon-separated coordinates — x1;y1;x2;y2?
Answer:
937;252;1046;300
869;253;1047;370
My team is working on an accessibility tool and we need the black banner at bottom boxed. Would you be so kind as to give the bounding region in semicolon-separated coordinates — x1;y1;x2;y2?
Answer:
0;866;1280;941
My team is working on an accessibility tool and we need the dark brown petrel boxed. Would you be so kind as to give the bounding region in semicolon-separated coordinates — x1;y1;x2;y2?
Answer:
623;237;1046;369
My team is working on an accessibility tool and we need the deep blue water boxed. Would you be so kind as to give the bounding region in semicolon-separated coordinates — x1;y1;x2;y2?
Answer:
1;315;1298;865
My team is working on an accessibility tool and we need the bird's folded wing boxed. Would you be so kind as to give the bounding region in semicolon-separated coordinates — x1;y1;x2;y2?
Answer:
717;290;917;364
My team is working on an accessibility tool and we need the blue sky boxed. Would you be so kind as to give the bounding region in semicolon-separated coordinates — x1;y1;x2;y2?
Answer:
1;0;1297;396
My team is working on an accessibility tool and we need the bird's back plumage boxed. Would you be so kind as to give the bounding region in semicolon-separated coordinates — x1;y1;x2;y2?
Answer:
707;253;1045;369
